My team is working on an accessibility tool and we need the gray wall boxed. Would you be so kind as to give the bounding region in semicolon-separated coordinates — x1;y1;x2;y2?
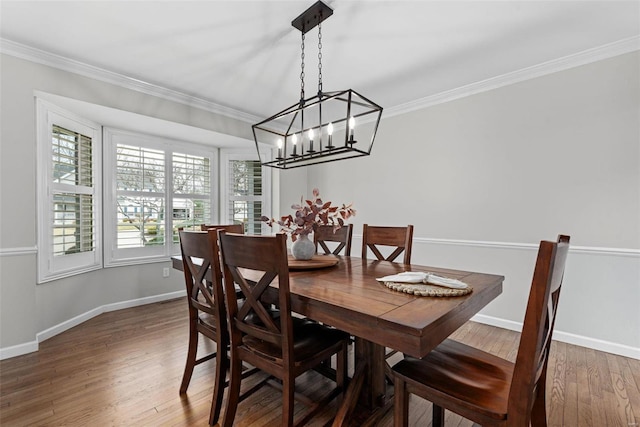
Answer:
301;52;640;357
0;54;252;354
1;51;638;359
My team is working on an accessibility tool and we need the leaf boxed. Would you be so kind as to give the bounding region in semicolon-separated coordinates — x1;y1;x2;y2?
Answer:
312;188;320;197
322;201;332;209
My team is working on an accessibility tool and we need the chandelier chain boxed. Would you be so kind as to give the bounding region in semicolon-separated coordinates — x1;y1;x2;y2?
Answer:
300;32;305;102
317;22;323;94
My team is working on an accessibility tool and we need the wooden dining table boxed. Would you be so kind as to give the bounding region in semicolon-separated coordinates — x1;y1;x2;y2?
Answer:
172;254;504;425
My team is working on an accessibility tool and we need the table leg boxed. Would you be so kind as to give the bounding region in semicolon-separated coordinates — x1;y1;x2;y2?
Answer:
332;337;388;426
332;362;366;426
354;337;387;408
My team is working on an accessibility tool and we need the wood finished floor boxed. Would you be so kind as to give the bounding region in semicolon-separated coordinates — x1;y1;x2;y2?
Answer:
1;297;638;426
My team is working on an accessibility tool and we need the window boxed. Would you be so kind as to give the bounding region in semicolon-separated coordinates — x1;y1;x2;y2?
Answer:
36;98;271;278
37;100;102;283
172;151;212;242
104;129;217;265
220;150;271;235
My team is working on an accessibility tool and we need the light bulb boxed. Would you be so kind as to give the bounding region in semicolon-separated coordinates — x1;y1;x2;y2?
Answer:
349;117;355;130
277;139;283;149
292;133;298;145
327;122;333;135
308;128;314;139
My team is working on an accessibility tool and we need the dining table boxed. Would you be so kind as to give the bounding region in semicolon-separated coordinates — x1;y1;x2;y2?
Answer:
172;254;504;426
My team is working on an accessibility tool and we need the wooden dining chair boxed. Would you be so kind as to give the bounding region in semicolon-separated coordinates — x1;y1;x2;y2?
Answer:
201;223;243;232
314;224;353;256
178;230;227;425
362;224;414;363
178;224;244;425
392;235;571;427
218;231;350;427
361;224;414;265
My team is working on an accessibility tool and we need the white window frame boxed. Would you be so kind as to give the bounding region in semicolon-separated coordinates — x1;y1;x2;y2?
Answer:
220;149;272;235
103;128;218;266
36;99;103;283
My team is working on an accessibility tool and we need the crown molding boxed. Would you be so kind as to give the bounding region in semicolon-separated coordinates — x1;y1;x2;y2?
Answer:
3;36;638;124
385;35;640;119
0;38;261;124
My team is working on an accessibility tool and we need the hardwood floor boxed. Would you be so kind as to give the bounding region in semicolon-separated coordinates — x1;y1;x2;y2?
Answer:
1;298;638;426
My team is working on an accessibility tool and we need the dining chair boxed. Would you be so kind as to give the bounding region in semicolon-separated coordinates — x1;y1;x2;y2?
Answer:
178;224;244;425
392;235;571;427
314;224;353;256
218;231;350;427
362;224;414;363
201;223;242;232
361;224;414;265
178;230;227;425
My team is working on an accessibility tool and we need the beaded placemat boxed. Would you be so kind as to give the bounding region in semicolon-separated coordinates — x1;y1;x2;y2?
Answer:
382;281;473;297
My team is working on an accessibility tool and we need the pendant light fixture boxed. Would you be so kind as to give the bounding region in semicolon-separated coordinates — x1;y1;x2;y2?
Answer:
252;1;383;169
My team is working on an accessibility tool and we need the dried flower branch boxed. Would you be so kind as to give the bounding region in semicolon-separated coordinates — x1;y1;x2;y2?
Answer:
261;188;356;241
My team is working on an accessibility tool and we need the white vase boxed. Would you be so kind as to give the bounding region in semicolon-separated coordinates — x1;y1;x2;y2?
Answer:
291;233;315;260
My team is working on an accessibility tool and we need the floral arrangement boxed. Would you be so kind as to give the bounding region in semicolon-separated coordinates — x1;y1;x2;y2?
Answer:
261;188;355;241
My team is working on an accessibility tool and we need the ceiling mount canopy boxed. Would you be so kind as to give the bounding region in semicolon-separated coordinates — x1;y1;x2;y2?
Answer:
252;1;383;170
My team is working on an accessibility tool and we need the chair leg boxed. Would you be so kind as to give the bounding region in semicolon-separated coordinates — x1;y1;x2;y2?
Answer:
393;376;409;427
282;376;295;427
208;345;228;426
337;344;347;391
531;376;548;427
180;324;199;393
221;353;242;427
433;404;445;427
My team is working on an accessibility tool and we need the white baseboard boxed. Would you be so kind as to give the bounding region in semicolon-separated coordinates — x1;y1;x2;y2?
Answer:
0;290;185;360
472;314;640;360
0;340;39;360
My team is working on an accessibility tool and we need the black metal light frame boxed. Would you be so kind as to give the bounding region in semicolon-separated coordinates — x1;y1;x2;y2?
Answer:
252;1;383;170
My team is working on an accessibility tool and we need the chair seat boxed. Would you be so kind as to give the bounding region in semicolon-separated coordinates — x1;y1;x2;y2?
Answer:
393;339;514;421
198;312;219;331
199;306;280;331
243;321;349;366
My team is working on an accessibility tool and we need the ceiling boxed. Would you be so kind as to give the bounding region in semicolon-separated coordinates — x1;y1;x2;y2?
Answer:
1;1;639;122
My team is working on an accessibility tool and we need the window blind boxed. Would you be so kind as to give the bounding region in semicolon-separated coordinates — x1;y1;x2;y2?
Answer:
116;144;166;249
172;152;212;241
51;125;95;256
228;160;263;234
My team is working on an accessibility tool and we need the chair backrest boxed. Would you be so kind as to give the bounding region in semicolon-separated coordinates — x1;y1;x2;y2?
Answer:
201;223;244;234
361;224;414;265
178;230;227;337
218;232;295;365
314;224;353;256
508;235;570;423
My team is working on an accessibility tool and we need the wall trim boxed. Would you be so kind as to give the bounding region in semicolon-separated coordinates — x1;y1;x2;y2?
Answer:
473;314;640;360
0;246;37;257
385;36;640;118
0;38;260;125
354;235;640;258
0;290;185;360
3;36;638;127
0;340;39;360
413;236;640;257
